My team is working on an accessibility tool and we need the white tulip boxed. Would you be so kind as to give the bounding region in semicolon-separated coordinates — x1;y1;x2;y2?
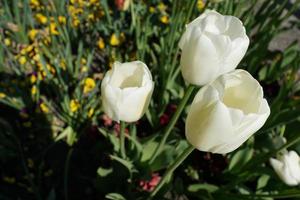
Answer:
270;151;300;186
179;10;249;86
185;70;270;154
101;61;154;122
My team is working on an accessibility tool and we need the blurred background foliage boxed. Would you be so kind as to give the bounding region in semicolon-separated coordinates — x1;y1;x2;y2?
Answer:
0;0;300;199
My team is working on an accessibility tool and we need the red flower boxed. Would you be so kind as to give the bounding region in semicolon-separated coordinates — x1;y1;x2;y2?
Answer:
139;173;161;192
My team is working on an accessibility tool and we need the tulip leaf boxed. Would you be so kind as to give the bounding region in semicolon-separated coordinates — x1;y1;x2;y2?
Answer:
97;167;113;177
110;155;137;174
257;174;270;190
105;193;126;200
188;183;219;193
228;147;254;173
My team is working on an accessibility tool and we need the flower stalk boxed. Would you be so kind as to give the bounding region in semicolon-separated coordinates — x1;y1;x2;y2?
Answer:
150;85;195;163
120;121;126;158
149;144;195;198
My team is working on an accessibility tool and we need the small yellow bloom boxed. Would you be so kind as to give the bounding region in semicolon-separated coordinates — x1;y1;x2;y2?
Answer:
27;158;34;168
40;102;49;113
60;60;66;70
160;15;169;24
149;6;155;13
70;99;80;112
58;16;67;24
49;23;59;35
30;74;37;84
83;78;96;94
35;13;48;24
31;86;37;95
110;33;120;46
3;176;15;184
197;0;205;10
4;38;11;46
47;64;56;74
158;2;167;12
97;37;105;49
81;58;87;65
26;45;34;53
44;169;53;177
0;92;6;99
23;121;32;127
28;29;38;41
88;13;95;21
33;54;41;62
30;0;40;7
20;112;29;119
88;108;94;118
19;56;27;65
81;66;88;73
72;18;80;27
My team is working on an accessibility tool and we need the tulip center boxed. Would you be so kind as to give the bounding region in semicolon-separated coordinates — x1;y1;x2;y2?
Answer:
111;66;144;89
222;81;260;114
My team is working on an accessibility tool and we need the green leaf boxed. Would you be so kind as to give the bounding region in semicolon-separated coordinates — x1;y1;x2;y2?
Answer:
110;155;137;174
228;147;254;173
257;175;270;190
188;183;219;193
105;193;126;200
97;167;113;177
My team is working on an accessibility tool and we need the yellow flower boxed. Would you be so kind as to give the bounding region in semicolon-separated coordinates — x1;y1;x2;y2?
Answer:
110;33;120;46
3;176;15;184
58;16;67;24
23;121;32;127
4;38;11;46
40;102;49;113
31;86;37;95
49;23;59;35
83;78;96;94
47;64;56;74
72;18;80;27
26;45;34;53
149;6;155;13
197;0;205;10
88;108;94;118
27;158;34;168
81;58;87;65
88;13;95;21
81;66;88;73
160;15;169;24
70;99;80;112
30;74;37;84
158;2;167;12
28;29;38;41
19;56;27;65
33;54;41;62
30;0;40;7
35;13;48;24
97;37;105;49
0;92;6;98
60;60;66;70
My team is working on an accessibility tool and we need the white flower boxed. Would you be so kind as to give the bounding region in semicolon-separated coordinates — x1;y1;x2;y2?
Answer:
185;70;270;154
101;61;154;122
179;10;249;86
270;151;300;186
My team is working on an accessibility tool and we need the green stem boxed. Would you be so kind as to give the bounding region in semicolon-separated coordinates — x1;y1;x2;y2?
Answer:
120;121;126;159
149;144;195;199
150;85;195;163
64;148;73;200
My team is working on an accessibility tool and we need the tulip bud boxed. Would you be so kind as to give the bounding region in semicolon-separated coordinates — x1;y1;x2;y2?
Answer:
185;70;270;154
179;10;249;86
101;61;154;122
270;151;300;186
